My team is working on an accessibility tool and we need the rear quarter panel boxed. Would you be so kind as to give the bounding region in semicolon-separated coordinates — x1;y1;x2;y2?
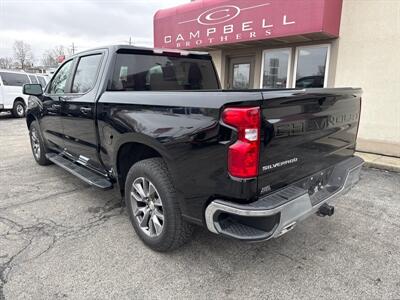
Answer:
97;91;263;223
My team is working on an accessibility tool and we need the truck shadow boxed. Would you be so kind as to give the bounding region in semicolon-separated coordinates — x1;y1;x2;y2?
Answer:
190;220;331;260
73;173;335;265
0;112;14;120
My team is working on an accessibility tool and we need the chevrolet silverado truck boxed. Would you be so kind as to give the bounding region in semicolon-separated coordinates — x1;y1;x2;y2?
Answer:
23;45;363;251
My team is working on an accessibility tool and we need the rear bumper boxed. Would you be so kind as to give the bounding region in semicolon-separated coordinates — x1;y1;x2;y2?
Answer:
205;156;364;241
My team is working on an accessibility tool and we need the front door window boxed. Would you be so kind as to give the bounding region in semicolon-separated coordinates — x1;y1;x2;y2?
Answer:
72;54;102;93
48;60;73;94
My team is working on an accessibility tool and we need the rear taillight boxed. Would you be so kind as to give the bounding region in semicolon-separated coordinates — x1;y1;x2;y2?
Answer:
222;107;260;178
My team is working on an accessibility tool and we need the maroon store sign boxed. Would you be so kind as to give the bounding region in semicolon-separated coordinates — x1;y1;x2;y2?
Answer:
154;0;343;49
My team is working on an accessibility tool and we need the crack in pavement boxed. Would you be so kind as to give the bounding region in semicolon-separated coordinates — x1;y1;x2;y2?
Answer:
0;199;124;299
0;187;87;210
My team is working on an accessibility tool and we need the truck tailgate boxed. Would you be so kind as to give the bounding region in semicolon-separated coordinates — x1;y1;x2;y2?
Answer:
258;88;362;195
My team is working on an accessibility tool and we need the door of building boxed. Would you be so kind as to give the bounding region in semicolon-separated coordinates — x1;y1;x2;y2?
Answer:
227;56;255;89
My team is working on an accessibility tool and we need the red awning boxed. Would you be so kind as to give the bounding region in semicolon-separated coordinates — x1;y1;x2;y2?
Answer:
154;0;343;49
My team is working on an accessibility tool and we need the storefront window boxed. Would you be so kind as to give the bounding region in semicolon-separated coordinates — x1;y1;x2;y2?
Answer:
262;49;291;89
294;45;329;88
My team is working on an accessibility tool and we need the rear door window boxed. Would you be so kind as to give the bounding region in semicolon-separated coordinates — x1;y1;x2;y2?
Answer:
71;54;102;93
0;72;30;86
110;53;219;91
28;75;39;84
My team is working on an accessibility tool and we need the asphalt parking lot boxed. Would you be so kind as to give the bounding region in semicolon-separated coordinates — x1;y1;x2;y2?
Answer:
0;114;399;300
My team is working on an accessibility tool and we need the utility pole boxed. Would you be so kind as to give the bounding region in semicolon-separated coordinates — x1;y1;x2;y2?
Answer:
71;42;77;54
119;37;134;45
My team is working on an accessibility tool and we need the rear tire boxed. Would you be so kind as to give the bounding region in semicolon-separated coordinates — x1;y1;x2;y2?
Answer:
29;121;51;166
12;100;26;118
125;158;193;252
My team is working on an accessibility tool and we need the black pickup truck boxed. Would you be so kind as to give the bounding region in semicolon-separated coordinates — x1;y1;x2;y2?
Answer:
23;45;363;251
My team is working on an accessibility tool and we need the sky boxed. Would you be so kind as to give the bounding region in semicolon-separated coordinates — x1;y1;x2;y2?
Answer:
0;0;187;63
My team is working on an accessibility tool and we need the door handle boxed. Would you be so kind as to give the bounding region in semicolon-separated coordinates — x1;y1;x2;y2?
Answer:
80;107;92;114
52;104;61;109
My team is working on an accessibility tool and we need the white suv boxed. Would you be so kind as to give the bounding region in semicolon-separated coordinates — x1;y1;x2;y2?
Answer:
0;70;49;118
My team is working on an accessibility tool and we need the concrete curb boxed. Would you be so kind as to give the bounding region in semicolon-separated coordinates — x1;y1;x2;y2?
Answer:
355;152;400;173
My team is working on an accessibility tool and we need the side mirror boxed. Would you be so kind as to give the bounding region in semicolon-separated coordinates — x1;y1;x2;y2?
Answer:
23;84;43;96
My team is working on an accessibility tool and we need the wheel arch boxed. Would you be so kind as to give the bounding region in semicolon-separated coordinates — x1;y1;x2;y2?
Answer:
26;113;36;129
115;141;168;196
14;97;26;106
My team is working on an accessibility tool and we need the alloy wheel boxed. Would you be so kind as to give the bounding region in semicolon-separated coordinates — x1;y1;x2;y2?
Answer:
16;104;24;117
130;177;164;237
30;128;41;160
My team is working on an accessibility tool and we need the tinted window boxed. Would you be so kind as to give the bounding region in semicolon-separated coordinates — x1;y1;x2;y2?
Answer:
110;53;219;91
29;75;38;84
49;60;73;94
37;76;46;87
72;54;102;93
0;72;30;86
295;46;328;88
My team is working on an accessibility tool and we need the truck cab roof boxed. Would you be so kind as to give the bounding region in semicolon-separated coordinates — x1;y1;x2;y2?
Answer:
72;44;210;59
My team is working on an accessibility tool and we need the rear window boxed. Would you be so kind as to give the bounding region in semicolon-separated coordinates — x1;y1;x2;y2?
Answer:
29;75;38;84
37;76;47;87
0;72;30;86
109;53;219;91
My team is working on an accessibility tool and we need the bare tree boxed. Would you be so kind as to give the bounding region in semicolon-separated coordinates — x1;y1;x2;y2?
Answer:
0;57;14;69
41;50;58;68
41;45;70;68
53;45;70;57
13;40;33;70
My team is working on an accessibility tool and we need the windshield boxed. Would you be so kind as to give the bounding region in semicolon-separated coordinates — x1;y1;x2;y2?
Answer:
110;53;219;91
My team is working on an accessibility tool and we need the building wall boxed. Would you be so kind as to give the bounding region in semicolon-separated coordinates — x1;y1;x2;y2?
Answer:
209;50;223;85
334;0;400;156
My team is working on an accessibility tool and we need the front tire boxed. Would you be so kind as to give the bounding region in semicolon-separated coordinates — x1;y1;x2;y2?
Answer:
12;100;26;118
125;158;193;252
29;121;51;166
